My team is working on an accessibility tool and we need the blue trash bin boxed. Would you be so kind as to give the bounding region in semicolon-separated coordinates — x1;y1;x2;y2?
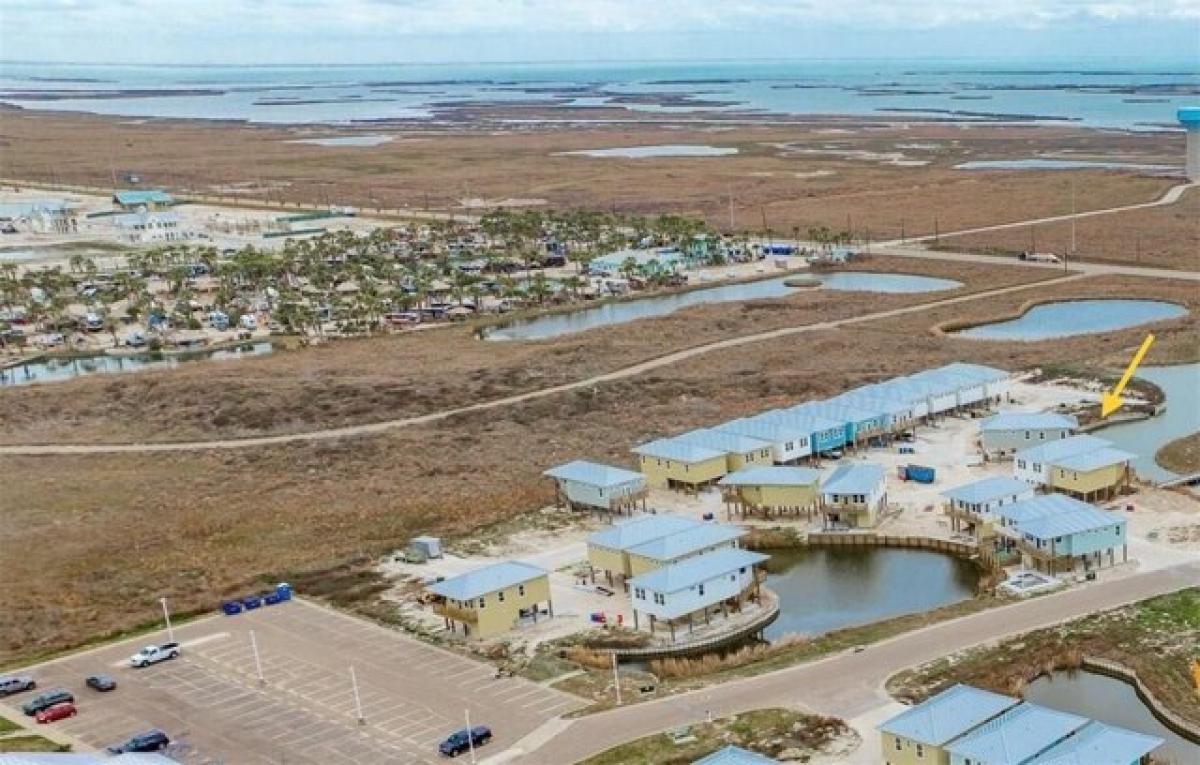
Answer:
275;582;293;601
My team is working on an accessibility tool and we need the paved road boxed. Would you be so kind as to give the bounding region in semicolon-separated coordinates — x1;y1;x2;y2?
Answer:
505;562;1200;764
877;244;1200;282
0;273;1090;455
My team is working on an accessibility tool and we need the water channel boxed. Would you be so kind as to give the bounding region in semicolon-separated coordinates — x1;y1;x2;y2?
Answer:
1097;363;1200;483
953;299;1187;341
0;341;275;387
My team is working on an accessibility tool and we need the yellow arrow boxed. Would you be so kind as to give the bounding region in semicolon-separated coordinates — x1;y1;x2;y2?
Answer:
1101;334;1155;418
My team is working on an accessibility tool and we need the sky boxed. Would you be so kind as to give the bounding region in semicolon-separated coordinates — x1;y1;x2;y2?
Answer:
0;0;1197;65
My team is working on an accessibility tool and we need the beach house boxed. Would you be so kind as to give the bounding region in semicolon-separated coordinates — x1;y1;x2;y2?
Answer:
789;401;890;450
1013;435;1113;486
821;462;886;529
979;412;1078;458
627;546;768;640
716;416;813;463
632;438;729;490
426;561;552;639
942;476;1036;540
543;460;648;514
1024;720;1162;764
756;410;848;456
878;684;1018;765
1046;446;1135;502
945;703;1089;765
995;495;1128;576
113;189;174;212
693;746;779;764
625;523;746;576
718;465;823;518
674;428;775;472
586;514;702;585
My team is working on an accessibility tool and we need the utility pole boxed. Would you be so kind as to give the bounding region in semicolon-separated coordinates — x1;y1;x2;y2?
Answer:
612;652;622;706
465;708;477;764
160;597;174;643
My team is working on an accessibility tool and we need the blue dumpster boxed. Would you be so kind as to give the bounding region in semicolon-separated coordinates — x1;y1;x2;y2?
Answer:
275;582;293;601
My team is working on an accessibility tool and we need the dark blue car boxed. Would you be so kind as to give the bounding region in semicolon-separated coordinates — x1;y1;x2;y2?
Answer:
439;725;491;757
263;590;283;606
221;600;243;616
241;594;262;609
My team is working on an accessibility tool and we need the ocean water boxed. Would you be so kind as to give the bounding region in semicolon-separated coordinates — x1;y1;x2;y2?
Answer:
0;59;1196;129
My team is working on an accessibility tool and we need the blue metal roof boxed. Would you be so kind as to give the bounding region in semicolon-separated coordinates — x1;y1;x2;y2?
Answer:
757;409;843;434
1025;720;1163;765
996;494;1097;524
586;514;701;551
543;460;645;488
829;391;913;416
113;189;173;206
936;362;1010;383
1015;434;1112;464
1013;505;1125;541
718;465;823;486
717;417;809;445
981;412;1078;432
632;437;726;463
947;703;1089;764
941;476;1034;505
878;683;1018;746
675;428;773;455
821;462;885;496
1179;107;1200;126
691;745;778;765
427;561;548;601
627;523;745;562
1050;447;1135;472
629;547;768;594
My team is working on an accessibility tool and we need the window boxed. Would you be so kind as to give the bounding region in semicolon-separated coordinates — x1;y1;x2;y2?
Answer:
497;590;505;602
1025;430;1031;440
518;584;525;596
894;738;902;751
730;574;736;582
635;588;645;599
916;743;924;758
1033;462;1041;472
1039;431;1046;440
739;567;746;574
698;583;705;596
786;441;794;450
1018;459;1026;469
478;597;485;609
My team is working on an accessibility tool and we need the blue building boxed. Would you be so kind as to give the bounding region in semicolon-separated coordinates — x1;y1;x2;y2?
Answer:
995;495;1128;576
628;546;768;640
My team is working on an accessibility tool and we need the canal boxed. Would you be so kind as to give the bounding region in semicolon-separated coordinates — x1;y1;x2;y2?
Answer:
0;342;276;387
1097;363;1200;483
953;299;1187;341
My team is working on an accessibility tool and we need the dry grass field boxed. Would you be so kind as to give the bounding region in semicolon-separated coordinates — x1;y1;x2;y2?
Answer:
0;110;1188;266
0;256;1056;444
936;186;1200;271
2;264;1197;666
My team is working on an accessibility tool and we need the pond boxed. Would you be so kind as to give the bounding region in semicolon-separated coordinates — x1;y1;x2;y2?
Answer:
1023;670;1199;764
287;134;394;147
0;342;275;387
954;299;1187;341
486;271;961;341
1097;363;1200;483
761;546;979;641
956;158;1177;172
559;144;738;158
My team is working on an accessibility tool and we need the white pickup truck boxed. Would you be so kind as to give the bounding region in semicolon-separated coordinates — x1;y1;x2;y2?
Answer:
128;642;181;668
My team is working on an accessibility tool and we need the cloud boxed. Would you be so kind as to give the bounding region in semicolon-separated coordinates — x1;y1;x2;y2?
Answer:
1;0;1197;63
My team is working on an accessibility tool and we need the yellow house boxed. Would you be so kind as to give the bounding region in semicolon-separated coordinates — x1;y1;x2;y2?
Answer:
427;561;552;639
717;465;823;519
632;438;730;490
586;513;702;585
1047;447;1134;502
675;428;775;472
877;684;1018;765
624;523;746;576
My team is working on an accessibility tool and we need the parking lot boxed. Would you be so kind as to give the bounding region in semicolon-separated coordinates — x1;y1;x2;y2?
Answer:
0;598;584;764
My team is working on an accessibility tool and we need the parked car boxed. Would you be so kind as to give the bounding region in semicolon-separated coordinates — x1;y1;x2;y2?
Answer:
128;642;181;668
107;729;171;754
221;600;243;615
21;689;74;716
438;725;492;757
85;674;117;692
35;702;77;724
241;594;262;609
0;675;36;697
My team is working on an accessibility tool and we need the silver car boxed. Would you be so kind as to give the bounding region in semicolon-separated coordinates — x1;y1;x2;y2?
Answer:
0;675;36;697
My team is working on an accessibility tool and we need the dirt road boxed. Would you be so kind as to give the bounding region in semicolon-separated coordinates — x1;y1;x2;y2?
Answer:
503;562;1200;764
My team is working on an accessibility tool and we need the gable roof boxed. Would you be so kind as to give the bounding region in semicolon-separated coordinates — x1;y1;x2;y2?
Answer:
691;745;778;765
632;437;726;464
936;362;1010;384
717;417;809;445
1013;505;1125;541
427;561;548;601
675;428;773;456
113;189;173;206
821;462;885;496
981;412;1078;432
996;494;1098;524
947;703;1089;764
587;514;701;551
1025;720;1163;765
629;547;767;594
1050;447;1135;472
627;523;745;562
941;476;1035;505
1015;434;1112;464
878;684;1018;746
543;460;645;489
718;465;823;487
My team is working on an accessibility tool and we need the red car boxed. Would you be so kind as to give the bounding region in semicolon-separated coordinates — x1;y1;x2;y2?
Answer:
35;702;76;724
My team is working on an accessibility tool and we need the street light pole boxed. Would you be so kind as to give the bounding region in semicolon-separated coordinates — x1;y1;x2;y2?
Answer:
465;708;476;764
160;597;174;643
612;652;622;706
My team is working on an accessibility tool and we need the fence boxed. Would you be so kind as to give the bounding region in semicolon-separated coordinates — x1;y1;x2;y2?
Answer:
1080;657;1200;745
